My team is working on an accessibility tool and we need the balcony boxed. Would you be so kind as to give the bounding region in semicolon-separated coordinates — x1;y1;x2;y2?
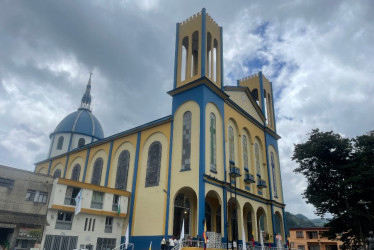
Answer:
64;197;76;206
244;174;255;183
229;167;241;177
257;179;267;188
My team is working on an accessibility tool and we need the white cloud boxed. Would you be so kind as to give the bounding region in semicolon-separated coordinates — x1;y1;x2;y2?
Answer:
0;0;373;219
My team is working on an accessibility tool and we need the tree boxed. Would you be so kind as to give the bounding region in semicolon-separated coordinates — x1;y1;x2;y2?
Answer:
292;129;374;249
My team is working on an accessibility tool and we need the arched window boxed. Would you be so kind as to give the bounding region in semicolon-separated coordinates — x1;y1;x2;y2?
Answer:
255;143;260;177
228;126;235;163
53;169;61;179
145;141;162;187
181;112;191;171
207;32;212;78
115;150;130;191
191;31;199;76
213;39;218;82
242;135;249;171
71;164;81;181
91;158;103;185
57;136;64;150
252;89;259;105
267;93;272;127
271;152;278;197
181;36;189;81
205;202;212;231
78;138;85;148
274;213;282;235
210;113;216;172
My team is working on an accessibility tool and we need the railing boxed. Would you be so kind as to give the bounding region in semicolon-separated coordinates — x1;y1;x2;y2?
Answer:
111;243;134;250
64;197;76;206
230;167;241;177
244;174;255;183
257;179;267;188
91;201;103;209
172;240;294;250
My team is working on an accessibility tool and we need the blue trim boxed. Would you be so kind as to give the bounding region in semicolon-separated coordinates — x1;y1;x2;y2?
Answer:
165;120;174;235
129;132;141;238
201;8;206;77
198;87;206;236
47;160;52;175
220;27;224;90
104;141;114;187
63;155;70;178
48;135;55;159
245;186;250;191
82;148;91;182
270;82;277;132
222;94;228;242
180;168;191;172
130;235;167;250
173;23;180;89
259;71;265;120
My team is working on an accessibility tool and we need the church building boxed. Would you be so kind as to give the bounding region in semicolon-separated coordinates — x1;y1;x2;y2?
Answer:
35;8;287;250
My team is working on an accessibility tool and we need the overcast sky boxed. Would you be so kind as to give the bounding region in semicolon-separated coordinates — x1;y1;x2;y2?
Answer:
1;0;373;219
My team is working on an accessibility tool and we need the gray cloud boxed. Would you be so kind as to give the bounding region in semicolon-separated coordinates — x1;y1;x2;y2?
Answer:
1;0;373;218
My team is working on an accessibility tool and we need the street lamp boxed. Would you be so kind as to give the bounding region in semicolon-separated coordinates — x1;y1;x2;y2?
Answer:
229;161;241;250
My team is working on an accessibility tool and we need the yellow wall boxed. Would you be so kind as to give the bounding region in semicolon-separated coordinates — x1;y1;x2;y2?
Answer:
132;122;171;236
224;104;269;199
168;101;200;236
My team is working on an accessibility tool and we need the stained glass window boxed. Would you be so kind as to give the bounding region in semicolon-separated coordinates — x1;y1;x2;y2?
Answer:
71;164;81;181
181;112;192;171
115;150;130;190
271;152;278;197
210;113;216;172
255;143;260;177
228;126;235;162
242;135;249;171
91;158;103;185
145;141;162;187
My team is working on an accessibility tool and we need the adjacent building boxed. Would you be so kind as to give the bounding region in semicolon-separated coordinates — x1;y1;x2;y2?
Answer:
0;165;52;250
34;9;287;250
289;227;343;250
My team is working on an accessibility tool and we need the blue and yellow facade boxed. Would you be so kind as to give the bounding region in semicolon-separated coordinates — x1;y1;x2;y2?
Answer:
35;8;286;250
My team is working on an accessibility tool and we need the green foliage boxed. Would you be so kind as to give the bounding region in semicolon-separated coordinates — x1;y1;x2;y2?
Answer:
292;129;374;249
285;211;318;231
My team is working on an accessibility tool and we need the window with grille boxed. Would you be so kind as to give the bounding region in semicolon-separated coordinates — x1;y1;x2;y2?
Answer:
115;150;130;190
25;190;48;203
55;211;73;230
181;111;191;171
91;191;104;209
0;177;14;189
105;217;113;233
145;141;162;187
296;231;304;238
64;187;80;206
112;195;119;212
91;158;103;185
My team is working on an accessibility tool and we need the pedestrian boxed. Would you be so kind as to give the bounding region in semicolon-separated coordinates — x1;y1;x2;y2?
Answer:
161;237;166;250
169;237;175;249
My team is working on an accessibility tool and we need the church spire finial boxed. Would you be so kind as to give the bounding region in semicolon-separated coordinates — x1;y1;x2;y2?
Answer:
79;73;92;111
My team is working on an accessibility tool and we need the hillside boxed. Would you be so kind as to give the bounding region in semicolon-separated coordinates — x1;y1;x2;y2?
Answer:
285;212;328;231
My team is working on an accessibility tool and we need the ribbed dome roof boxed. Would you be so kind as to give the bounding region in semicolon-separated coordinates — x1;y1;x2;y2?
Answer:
52;108;104;139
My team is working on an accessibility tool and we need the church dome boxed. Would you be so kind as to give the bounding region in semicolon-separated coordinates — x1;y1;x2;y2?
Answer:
52;108;104;139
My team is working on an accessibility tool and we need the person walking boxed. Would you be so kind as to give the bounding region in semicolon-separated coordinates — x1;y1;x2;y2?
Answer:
161;237;166;250
169;237;175;250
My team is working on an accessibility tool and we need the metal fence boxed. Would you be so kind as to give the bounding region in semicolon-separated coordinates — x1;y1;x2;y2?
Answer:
172;240;296;250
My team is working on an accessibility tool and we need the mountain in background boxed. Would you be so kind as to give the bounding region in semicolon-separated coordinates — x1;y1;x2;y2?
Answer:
285;211;328;232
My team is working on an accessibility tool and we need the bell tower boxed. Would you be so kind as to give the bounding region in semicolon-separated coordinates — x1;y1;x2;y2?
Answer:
174;8;223;89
